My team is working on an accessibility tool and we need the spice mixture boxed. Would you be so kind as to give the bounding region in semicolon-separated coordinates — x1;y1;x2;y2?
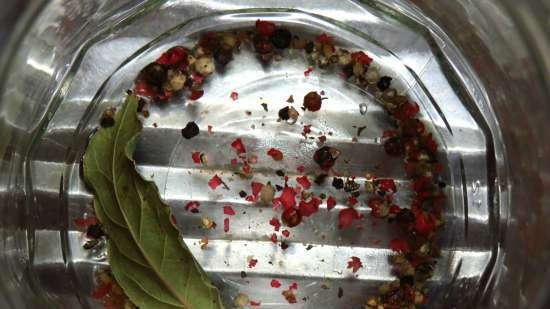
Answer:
83;19;446;309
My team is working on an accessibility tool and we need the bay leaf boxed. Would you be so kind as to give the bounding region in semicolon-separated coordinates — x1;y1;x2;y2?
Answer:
83;94;225;309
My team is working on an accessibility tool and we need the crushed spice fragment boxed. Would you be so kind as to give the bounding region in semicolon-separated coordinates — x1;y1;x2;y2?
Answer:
347;256;363;273
223;205;236;216
267;148;284;161
184;201;200;213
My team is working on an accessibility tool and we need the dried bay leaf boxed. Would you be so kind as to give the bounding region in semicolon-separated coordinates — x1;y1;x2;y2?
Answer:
84;94;225;309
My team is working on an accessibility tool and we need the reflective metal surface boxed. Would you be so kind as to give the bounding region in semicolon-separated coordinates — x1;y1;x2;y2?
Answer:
0;0;548;308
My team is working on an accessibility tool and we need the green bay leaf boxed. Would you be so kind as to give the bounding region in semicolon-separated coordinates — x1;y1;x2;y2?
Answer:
83;94;225;309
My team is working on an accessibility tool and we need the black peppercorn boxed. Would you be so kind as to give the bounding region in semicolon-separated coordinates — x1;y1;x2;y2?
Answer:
214;48;233;66
275;184;283;191
276;170;285;177
384;136;404;156
377;76;392;91
239;190;247;198
400;275;415;286
332;177;344;190
270;28;292;49
344;179;360;192
342;64;354;78
140;63;167;87
304;41;315;53
181;121;200;139
253;35;273;54
280;240;289;250
86;224;105;239
314;174;328;185
395;208;415;224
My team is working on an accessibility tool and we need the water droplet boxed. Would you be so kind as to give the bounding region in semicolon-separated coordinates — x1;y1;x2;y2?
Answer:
472;180;481;194
359;103;368;115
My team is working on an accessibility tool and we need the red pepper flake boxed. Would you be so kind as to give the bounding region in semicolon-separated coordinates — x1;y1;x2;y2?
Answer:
289;282;298;290
298;197;321;217
302;124;312;136
282;229;290;238
347;256;363;273
279;187;297;209
170;214;177;225
389;238;411;253
296;176;311;190
248;258;258;268
304;66;314;77
207;125;213;135
270;233;278;243
152;122;158;128
189;89;204;100
338;207;362;229
223;205;236;216
191;151;201;164
230;158;238;166
248;155;258;164
191;72;204;84
185;201;200;212
255;19;276;36
250;300;261;306
251;182;264;197
231;138;246;154
245;195;256;202
74;215;97;229
315;33;333;44
208;175;223;190
327;196;337;211
351;51;373;65
318;135;326;144
347;196;358;206
230;91;239;101
267;148;284;161
91;282;112;299
269;217;281;231
242;162;252;174
296;165;305;174
282;289;297;304
375;178;397;194
224;218;230;232
271;279;282;288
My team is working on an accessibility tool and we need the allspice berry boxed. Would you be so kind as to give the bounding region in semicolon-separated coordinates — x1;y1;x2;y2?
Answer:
194;56;215;75
303;91;322;112
140;63;167;87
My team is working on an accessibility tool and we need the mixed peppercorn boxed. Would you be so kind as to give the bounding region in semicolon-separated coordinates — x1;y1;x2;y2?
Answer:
87;19;447;309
